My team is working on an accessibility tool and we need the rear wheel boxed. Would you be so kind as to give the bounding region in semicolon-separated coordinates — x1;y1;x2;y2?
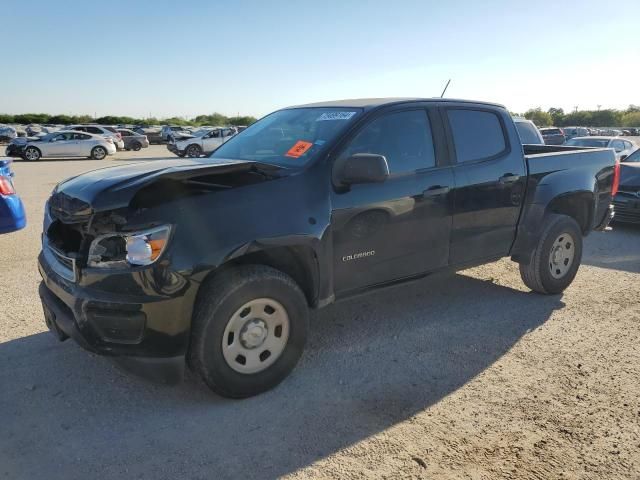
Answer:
189;265;308;398
91;146;107;160
519;214;583;294
131;141;142;151
186;144;202;158
23;146;41;161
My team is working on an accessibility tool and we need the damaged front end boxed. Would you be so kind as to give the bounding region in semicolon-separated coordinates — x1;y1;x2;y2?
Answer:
38;158;283;382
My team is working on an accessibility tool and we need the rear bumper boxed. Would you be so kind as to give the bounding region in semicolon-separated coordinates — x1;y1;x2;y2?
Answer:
37;251;195;383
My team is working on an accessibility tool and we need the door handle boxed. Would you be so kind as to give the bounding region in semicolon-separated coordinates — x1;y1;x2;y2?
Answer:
423;186;450;197
499;174;520;184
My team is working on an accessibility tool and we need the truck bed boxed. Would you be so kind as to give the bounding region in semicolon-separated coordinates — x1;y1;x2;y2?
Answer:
523;144;615;177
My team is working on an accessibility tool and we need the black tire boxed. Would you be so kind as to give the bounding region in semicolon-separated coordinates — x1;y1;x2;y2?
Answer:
91;146;107;160
132;141;142;151
23;146;41;161
189;265;309;398
186;144;202;158
519;214;583;294
177;152;186;157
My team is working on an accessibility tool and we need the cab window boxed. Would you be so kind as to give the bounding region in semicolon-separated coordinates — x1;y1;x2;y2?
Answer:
337;110;436;174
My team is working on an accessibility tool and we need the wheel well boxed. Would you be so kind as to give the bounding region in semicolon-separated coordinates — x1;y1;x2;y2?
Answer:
546;193;593;233
221;246;319;307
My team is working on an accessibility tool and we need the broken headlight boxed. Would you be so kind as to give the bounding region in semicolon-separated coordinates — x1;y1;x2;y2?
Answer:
88;225;172;268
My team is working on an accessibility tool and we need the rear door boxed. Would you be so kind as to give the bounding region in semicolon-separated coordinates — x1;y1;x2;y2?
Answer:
443;106;527;265
331;105;455;295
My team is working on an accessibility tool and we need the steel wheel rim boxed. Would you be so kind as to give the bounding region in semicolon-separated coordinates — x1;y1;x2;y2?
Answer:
222;298;290;374
26;149;38;160
548;232;575;279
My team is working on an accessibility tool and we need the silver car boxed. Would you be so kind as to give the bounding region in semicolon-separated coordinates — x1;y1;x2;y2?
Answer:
9;131;116;161
117;129;150;151
566;136;637;161
66;124;125;150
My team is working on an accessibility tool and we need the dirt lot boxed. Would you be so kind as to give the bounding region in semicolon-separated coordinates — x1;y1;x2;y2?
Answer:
1;145;639;479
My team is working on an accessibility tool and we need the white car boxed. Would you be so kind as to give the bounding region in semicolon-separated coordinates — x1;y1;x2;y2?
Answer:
9;130;116;161
66;124;125;150
565;136;637;161
167;127;236;157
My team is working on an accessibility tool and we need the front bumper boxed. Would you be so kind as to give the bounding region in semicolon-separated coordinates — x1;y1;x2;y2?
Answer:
613;193;640;224
5;144;24;157
37;250;196;383
166;143;185;156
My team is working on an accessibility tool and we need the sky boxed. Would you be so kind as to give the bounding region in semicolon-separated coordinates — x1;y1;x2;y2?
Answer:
2;0;639;119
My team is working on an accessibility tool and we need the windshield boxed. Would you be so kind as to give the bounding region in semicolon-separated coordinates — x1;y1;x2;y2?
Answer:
210;107;362;167
624;149;640;163
566;138;609;147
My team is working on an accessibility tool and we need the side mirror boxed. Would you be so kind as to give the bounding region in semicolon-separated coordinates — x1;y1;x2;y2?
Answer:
620;154;628;161
336;153;389;185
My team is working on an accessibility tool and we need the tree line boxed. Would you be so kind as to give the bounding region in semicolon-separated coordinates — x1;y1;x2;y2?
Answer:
0;112;258;127
518;106;640;128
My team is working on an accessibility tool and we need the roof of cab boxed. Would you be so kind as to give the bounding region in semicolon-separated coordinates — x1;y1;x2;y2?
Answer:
287;97;506;110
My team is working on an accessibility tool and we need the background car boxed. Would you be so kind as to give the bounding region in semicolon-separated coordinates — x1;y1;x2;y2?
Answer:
0;158;26;234
513;117;544;144
562;126;590;140
612;162;640;224
161;125;192;142
117;128;150;151
621;148;640;163
167;127;235;157
6;131;116;161
539;127;566;145
0;125;17;143
133;127;163;144
66;124;124;150
565;136;637;161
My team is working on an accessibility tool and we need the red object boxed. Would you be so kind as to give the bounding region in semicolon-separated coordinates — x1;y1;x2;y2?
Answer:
0;176;15;195
285;140;313;158
611;160;620;196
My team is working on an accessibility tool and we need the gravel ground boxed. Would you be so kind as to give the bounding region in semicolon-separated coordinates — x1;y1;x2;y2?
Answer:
1;145;639;479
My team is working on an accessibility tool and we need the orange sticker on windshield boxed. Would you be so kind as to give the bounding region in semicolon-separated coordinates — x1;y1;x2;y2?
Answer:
285;140;313;158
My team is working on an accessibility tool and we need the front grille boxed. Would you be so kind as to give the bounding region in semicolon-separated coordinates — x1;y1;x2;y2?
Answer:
613;198;640;224
43;239;77;282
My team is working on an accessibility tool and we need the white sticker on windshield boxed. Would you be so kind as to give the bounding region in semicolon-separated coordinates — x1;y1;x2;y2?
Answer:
316;111;357;121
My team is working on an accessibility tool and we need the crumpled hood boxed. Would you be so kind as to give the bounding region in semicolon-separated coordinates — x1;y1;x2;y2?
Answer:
52;157;268;215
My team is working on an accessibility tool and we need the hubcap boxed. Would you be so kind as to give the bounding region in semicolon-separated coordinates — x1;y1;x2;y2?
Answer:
222;298;290;374
548;232;575;279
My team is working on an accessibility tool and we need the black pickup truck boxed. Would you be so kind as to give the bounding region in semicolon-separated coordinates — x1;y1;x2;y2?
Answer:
38;98;618;398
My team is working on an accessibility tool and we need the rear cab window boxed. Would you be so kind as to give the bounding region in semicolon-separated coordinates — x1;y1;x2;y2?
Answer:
446;109;507;163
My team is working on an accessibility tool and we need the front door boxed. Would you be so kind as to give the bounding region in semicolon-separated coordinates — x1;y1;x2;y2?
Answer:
331;107;454;295
45;132;75;156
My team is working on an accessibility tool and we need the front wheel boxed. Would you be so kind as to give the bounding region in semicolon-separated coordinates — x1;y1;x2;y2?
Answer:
189;265;309;398
519;214;583;294
131;141;142;151
23;146;41;161
186;144;202;158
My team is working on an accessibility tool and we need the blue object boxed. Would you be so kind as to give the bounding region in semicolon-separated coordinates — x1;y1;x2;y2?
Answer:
0;158;27;234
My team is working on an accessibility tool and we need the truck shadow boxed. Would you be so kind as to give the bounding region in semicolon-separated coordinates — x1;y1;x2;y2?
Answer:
583;223;640;274
0;272;563;480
